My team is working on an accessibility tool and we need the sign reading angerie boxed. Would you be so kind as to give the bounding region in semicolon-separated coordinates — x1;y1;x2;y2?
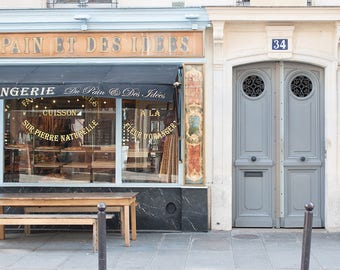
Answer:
0;85;171;101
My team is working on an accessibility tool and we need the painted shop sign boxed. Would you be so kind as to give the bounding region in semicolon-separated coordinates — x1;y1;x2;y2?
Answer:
0;85;173;101
0;31;203;58
20;96;101;142
20;99;177;143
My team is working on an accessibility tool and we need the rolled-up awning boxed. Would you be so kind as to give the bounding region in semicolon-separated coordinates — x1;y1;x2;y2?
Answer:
0;64;180;102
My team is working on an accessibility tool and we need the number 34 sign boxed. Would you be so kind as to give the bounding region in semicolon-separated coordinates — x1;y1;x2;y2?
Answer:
272;39;288;50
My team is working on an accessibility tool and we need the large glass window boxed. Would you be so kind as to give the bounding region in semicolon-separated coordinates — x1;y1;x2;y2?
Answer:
4;96;178;184
122;100;178;183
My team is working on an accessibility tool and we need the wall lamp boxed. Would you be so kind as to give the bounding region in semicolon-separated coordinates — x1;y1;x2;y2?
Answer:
185;14;200;20
73;14;91;31
185;14;200;30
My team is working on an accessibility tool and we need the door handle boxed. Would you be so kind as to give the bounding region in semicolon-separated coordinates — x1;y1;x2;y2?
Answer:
300;156;306;162
251;156;257;162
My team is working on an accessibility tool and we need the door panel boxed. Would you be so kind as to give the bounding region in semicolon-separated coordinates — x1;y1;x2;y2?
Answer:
284;168;322;227
235;169;273;227
233;62;324;228
288;102;314;154
283;64;323;227
242;98;268;155
234;64;275;227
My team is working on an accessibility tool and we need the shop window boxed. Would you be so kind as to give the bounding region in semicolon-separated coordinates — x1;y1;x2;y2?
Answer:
122;100;178;183
236;0;250;6
52;0;113;3
4;96;178;184
47;0;118;8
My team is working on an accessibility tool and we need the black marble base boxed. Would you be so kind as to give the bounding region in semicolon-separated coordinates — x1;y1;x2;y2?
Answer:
0;186;208;232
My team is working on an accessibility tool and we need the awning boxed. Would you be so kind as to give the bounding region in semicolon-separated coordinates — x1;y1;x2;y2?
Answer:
0;64;180;102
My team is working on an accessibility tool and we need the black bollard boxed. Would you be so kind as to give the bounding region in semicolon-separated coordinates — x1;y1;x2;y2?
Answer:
98;202;107;270
300;202;314;270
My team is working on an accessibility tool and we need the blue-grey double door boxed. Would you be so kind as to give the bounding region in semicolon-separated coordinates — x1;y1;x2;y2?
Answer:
233;62;324;228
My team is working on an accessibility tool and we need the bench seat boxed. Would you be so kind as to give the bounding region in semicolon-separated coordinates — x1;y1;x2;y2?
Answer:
24;206;122;213
0;213;113;252
24;206;124;234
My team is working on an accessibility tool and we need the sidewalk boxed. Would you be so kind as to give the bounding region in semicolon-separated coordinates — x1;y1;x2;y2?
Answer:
0;229;340;270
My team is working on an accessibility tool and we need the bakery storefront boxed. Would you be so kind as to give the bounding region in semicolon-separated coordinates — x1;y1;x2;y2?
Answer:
3;64;180;184
0;8;209;231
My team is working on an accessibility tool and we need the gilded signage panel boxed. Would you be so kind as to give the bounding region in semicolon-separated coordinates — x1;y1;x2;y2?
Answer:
0;31;203;58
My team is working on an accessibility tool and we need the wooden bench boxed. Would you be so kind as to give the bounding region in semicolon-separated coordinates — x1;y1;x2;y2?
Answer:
0;192;138;247
0;213;113;252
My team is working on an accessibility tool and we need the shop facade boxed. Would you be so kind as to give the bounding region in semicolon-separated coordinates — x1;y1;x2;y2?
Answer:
206;6;340;231
0;8;210;231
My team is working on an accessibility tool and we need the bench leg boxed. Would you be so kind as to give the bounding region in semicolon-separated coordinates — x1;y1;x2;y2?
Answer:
93;221;98;252
119;207;123;236
0;207;4;240
120;208;125;237
124;205;130;247
131;202;137;241
24;225;31;236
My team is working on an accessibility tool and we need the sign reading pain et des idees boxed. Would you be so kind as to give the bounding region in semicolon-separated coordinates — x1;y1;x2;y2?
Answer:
0;31;203;58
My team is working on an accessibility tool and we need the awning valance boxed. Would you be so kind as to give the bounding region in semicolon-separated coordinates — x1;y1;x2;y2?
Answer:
0;64;180;102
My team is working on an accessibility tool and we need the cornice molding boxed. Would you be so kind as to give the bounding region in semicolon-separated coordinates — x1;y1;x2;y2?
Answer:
206;7;340;22
0;8;210;32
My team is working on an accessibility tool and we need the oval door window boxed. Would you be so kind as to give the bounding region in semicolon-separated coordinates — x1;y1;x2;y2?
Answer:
242;75;265;98
290;75;313;98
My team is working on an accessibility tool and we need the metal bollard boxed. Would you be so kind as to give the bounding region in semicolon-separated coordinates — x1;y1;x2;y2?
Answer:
98;202;107;270
300;202;314;270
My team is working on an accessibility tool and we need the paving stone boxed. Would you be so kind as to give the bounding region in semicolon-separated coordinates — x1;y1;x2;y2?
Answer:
0;230;339;270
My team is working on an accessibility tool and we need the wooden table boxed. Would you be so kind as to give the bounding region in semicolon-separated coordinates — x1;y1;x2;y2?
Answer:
0;192;138;246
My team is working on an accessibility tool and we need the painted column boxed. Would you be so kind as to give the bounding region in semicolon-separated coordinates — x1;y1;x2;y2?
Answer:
210;21;232;230
184;64;204;184
326;23;340;230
